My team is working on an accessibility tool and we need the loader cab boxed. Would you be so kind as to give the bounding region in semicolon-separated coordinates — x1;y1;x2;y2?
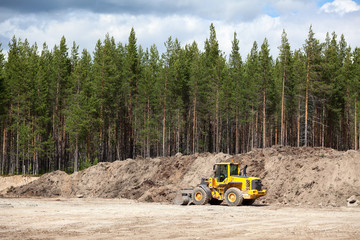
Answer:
214;163;240;182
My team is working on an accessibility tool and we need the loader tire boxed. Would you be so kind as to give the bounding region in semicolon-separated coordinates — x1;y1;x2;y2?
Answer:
225;188;243;206
192;187;209;205
242;199;255;205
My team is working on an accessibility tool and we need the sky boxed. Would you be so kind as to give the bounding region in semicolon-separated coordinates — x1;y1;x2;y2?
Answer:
0;0;359;58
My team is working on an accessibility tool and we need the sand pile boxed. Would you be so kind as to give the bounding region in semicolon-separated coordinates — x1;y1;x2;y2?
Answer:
0;175;38;195
4;153;231;203
234;146;360;207
3;146;360;207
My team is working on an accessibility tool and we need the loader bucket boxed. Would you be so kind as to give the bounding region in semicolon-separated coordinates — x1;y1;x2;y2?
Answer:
173;188;193;205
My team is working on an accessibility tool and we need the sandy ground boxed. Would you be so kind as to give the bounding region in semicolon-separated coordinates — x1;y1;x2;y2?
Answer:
0;198;359;240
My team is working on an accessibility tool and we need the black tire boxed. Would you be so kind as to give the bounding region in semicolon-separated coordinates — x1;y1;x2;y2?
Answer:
224;187;243;206
242;199;255;205
209;198;223;205
192;187;209;205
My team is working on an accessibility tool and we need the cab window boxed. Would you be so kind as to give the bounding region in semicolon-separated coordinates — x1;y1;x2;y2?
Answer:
216;165;228;182
230;164;239;176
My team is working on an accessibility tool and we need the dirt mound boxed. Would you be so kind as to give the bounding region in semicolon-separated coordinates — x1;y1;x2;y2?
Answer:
4;146;360;207
234;146;360;207
0;175;39;195
5;153;232;202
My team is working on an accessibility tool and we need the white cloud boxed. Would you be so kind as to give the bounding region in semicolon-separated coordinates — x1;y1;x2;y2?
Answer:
0;11;284;58
320;0;360;16
0;1;360;60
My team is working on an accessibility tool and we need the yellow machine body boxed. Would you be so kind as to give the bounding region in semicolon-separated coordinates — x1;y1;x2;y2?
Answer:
205;162;266;201
176;162;266;206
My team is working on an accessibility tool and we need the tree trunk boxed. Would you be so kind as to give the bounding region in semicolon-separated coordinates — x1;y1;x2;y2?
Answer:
35;134;39;175
192;94;196;153
215;88;219;153
133;95;138;158
16;102;20;174
346;87;350;149
55;77;60;170
304;55;310;147
281;64;286;146
116;111;121;160
186;111;190;154
255;108;258;148
61;115;66;170
226;104;230;154
100;58;105;161
312;106;316;147
274;116;278;145
2;122;6;175
322;102;325;148
162;75;167;156
297;98;301;147
109;126;113;162
262;89;266;148
270;118;273;147
355;99;357;150
146;97;150;158
235;108;239;154
177;111;180;153
168;124;171;156
74;134;79;172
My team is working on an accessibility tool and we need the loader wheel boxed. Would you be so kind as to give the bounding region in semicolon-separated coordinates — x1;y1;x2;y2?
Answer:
225;188;243;206
242;199;255;205
192;187;209;205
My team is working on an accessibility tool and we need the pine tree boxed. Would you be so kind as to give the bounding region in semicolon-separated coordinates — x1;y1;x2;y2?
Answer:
66;43;94;172
204;23;222;152
322;32;340;148
35;42;55;173
340;46;353;149
229;32;244;153
289;50;306;147
0;43;5;174
278;30;291;146
123;29;140;158
259;38;272;148
303;26;321;146
245;41;260;149
138;44;160;157
52;36;71;170
186;41;205;153
93;35;118;161
353;47;360;150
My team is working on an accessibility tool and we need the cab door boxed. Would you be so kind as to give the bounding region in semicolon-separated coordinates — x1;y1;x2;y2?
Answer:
215;164;228;184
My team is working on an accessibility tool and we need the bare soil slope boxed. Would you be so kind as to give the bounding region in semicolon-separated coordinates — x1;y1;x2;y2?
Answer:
236;146;360;207
0;175;38;195
3;146;360;207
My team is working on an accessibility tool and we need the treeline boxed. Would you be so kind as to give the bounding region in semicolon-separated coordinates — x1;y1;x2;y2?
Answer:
0;24;359;175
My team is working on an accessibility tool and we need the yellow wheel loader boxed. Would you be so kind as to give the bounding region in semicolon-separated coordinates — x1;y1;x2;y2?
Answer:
176;162;266;206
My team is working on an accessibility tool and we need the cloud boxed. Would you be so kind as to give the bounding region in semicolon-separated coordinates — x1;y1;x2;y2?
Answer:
0;9;283;57
0;1;359;60
320;0;360;15
0;0;266;21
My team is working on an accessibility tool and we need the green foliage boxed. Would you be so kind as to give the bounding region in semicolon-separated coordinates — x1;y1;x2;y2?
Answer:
79;157;92;171
0;25;360;175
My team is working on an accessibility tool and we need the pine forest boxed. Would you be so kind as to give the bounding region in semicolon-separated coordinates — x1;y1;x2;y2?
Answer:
0;24;359;175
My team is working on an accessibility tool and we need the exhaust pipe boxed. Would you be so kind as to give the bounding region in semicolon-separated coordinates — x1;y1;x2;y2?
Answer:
242;165;248;177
